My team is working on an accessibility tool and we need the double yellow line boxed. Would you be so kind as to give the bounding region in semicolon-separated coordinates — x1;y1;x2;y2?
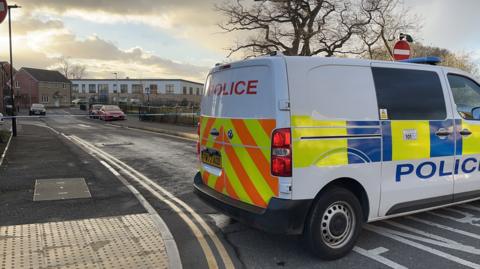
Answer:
66;134;235;269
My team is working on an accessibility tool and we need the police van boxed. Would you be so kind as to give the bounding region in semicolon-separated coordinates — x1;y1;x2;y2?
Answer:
193;54;480;259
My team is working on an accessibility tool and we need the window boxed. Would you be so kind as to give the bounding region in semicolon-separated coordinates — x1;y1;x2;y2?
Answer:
448;74;480;120
15;81;19;88
132;84;143;94
196;88;200;95
72;84;79;93
63;83;66;89
120;84;128;94
41;95;49;103
88;84;96;94
183;86;187;95
82;84;86;94
372;67;446;120
166;84;175;94
98;84;109;95
189;87;193;95
113;84;118;94
150;84;158;95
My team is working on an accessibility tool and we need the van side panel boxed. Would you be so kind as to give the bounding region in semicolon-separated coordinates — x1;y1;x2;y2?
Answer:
286;59;382;220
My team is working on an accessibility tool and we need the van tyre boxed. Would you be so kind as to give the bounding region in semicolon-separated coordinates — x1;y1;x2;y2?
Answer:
305;187;363;260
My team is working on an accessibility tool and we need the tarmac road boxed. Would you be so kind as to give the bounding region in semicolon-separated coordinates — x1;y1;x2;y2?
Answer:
19;108;480;269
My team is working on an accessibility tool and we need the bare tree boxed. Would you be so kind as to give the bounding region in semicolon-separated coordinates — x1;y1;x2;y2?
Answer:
56;57;87;79
217;0;382;58
359;0;420;60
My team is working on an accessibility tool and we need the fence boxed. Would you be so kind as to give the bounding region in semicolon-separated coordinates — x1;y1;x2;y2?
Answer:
119;104;200;126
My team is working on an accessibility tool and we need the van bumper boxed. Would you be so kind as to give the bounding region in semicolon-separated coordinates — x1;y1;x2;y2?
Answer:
193;172;312;235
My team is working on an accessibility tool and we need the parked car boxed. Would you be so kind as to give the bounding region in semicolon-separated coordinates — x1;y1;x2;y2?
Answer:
89;104;103;119
29;104;46;116
98;105;125;121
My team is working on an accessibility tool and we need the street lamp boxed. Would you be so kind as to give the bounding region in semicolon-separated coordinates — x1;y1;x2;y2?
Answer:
8;4;20;137
113;72;118;104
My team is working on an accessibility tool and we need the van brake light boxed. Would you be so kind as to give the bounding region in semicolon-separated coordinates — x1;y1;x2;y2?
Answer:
271;128;292;177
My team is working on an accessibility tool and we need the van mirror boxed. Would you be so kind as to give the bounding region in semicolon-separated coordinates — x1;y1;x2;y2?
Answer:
472;107;480;120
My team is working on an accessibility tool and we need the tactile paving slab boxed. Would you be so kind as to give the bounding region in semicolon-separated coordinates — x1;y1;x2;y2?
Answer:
0;214;169;269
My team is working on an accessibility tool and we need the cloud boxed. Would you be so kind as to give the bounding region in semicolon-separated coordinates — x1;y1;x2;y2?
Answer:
0;13;210;82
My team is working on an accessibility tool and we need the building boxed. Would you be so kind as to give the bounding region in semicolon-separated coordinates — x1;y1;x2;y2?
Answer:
71;79;204;106
13;67;71;108
0;62;16;113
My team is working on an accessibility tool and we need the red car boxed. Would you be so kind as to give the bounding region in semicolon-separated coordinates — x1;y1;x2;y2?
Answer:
98;105;126;121
89;104;103;119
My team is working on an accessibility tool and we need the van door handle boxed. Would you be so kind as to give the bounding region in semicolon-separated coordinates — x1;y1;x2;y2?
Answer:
460;129;472;136
210;129;220;136
435;128;452;137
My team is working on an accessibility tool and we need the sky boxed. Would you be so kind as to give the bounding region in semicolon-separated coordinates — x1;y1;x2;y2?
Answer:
0;0;478;83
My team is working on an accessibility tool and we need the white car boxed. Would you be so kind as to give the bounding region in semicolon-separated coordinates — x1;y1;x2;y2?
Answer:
194;54;480;260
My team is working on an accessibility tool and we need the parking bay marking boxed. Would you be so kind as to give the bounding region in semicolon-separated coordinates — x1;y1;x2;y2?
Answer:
407;216;480;241
364;225;480;269
67;134;234;269
353;247;407;269
428;209;480;228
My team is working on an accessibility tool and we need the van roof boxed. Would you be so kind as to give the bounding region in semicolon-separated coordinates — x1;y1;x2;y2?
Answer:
213;55;467;77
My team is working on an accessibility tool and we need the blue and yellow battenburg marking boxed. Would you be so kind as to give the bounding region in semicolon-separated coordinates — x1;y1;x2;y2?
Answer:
292;116;480;169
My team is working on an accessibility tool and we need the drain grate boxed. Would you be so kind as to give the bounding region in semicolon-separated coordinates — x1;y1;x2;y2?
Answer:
33;178;92;202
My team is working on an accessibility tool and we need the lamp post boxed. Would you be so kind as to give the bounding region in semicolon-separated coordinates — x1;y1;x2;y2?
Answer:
8;4;20;137
113;72;118;104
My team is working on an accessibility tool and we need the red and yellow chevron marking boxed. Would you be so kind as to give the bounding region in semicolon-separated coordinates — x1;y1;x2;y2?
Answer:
199;116;278;208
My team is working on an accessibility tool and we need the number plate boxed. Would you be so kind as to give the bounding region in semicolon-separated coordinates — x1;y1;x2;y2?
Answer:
201;150;222;168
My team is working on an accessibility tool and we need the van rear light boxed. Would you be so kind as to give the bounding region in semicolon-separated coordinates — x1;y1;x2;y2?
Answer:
196;122;201;156
271;128;292;177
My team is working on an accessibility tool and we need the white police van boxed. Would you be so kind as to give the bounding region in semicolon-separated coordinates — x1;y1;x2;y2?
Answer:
194;54;480;259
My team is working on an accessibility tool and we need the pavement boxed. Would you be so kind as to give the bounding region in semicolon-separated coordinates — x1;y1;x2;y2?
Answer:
0;123;179;269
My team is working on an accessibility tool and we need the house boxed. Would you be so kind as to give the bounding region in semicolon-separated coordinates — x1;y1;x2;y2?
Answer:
71;79;204;106
13;67;71;108
0;62;16;113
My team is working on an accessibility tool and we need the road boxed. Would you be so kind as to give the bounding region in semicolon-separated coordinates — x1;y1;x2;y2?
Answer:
18;108;480;269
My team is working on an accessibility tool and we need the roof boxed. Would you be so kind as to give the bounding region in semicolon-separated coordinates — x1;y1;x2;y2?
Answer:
21;67;71;83
72;78;203;85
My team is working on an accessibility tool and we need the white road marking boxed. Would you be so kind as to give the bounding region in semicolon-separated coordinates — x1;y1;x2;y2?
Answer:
430;208;480;227
68;135;234;269
385;220;459;244
407;216;480;240
99;160;182;269
353;247;407;269
370;224;480;255
364;225;480;269
457;204;480;213
77;124;92;128
0;131;12;166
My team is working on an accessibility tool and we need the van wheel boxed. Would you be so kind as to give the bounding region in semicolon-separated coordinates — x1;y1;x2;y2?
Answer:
304;187;363;260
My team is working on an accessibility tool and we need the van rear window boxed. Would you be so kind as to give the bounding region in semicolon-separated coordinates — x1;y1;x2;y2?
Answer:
372;67;446;120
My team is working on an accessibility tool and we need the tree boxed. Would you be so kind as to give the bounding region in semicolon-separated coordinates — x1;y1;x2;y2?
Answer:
358;0;420;59
217;0;383;57
56;57;87;79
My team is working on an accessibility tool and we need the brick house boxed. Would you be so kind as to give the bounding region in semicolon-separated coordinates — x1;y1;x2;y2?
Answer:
13;67;71;108
0;62;16;113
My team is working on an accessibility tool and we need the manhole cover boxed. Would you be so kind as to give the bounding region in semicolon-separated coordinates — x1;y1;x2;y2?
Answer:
33;178;92;201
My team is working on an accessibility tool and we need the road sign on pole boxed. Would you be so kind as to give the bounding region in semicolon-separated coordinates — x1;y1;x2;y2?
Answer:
0;0;7;24
393;40;411;61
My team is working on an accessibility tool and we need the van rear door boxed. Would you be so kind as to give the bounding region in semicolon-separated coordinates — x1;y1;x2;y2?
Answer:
199;58;284;208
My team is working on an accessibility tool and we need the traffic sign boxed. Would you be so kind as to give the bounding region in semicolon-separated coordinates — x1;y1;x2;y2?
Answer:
0;0;7;24
393;40;411;61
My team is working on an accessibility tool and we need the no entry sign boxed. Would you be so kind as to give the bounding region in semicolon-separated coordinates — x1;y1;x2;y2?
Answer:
0;0;6;24
393;40;411;61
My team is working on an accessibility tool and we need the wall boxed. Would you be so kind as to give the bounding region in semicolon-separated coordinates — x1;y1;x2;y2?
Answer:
14;69;38;109
38;82;71;107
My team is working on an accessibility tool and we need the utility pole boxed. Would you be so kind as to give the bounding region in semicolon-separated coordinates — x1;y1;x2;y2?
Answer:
113;72;118;104
8;4;20;137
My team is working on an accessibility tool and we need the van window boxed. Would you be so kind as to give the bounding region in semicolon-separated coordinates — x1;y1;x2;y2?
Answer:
372;68;446;120
447;74;480;120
